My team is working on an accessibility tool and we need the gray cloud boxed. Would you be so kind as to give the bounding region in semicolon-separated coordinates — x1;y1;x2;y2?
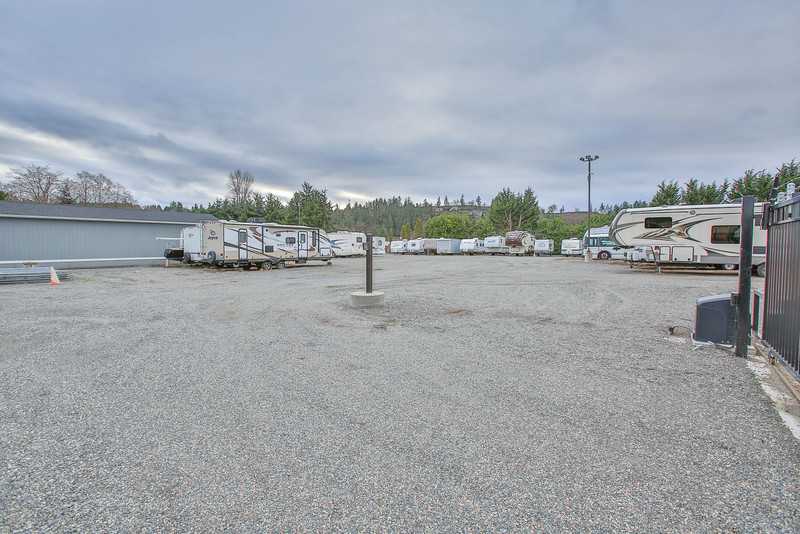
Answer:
0;0;798;208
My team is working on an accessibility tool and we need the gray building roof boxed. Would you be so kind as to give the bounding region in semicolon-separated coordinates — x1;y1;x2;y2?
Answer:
0;201;216;224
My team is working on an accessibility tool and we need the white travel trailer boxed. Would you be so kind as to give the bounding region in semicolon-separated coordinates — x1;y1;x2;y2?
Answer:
390;240;408;254
460;238;485;254
407;238;425;254
436;238;461;255
505;231;534;255
560;238;583;256
484;235;508;255
372;236;386;256
583;226;628;260
328;231;366;257
534;239;554;256
609;203;767;275
180;220;333;268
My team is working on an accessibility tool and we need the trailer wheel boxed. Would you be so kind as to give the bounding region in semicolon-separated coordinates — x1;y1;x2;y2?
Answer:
597;251;611;260
756;263;766;277
722;263;737;271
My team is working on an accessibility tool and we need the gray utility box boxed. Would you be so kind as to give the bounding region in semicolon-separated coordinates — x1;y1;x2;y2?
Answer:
695;294;737;344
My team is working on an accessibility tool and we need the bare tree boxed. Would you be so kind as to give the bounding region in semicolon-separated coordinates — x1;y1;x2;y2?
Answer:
227;169;254;206
73;171;135;206
5;164;62;202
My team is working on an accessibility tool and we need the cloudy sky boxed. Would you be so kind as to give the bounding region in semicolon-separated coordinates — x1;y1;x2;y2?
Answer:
0;1;798;209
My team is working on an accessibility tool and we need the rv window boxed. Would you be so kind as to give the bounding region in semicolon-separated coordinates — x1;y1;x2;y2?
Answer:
711;225;740;244
299;233;306;244
312;232;317;247
644;217;672;229
285;236;296;245
264;245;274;253
356;237;363;243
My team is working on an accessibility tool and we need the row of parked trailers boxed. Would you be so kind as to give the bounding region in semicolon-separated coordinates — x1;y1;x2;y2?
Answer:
388;233;556;256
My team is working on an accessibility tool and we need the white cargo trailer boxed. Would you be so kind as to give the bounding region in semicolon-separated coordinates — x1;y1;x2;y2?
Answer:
422;238;438;255
372;236;386;255
436;238;461;255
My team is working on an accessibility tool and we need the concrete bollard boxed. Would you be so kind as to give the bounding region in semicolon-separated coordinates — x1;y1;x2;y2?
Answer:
351;234;384;307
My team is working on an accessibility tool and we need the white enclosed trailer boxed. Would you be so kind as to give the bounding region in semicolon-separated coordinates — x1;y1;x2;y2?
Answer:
609;203;767;274
534;239;554;256
436;238;461;255
181;221;333;267
484;235;508;255
560;238;583;256
329;231;366;257
460;238;485;254
422;238;438;255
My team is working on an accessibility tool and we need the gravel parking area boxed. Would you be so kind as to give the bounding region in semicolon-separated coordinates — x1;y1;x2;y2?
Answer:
1;256;798;531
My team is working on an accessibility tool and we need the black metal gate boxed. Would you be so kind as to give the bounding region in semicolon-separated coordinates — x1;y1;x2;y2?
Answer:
762;193;800;376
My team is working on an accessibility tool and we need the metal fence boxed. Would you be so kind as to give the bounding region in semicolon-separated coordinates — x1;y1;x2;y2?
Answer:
762;193;800;376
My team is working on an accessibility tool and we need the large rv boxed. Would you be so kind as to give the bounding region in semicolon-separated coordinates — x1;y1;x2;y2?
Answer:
407;238;425;254
560;238;583;256
328;231;366;257
179;221;333;268
390;240;408;254
584;226;628;260
505;231;534;255
608;203;767;274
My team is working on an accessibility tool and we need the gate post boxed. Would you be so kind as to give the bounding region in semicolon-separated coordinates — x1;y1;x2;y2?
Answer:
366;234;373;294
735;195;755;357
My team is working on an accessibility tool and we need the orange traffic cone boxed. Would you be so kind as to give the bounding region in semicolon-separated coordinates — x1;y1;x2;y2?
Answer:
49;266;60;286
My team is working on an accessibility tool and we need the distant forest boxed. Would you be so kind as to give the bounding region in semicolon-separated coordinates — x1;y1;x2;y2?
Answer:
2;159;798;251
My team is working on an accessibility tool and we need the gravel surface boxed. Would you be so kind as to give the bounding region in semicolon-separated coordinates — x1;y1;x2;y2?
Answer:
1;256;798;531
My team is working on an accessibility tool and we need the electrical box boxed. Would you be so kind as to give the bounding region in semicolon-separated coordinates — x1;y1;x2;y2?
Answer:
695;294;737;344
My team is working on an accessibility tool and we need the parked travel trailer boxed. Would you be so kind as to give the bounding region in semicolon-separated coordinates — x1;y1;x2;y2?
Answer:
583;226;628;260
390;240;408;254
436;238;461;255
422;238;438;255
179;221;333;267
407;238;425;254
372;236;386;256
328;231;366;257
484;235;508;255
460;238;485;254
534;239;554;256
609;203;767;275
505;231;534;255
560;238;583;256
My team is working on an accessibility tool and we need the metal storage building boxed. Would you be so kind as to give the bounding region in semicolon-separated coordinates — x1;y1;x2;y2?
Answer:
0;201;215;268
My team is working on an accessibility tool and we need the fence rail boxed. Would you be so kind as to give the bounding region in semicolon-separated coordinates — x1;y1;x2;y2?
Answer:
763;193;800;376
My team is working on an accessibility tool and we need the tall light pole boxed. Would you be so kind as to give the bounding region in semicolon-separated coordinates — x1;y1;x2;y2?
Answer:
579;154;599;262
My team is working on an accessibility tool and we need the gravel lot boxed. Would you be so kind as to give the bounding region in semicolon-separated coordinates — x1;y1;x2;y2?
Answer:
1;256;798;531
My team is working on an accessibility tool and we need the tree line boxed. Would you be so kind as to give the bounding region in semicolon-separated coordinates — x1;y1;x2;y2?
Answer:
0;164;136;206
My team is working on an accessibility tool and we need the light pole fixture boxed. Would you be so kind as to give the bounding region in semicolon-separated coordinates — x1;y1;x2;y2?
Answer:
579;154;599;262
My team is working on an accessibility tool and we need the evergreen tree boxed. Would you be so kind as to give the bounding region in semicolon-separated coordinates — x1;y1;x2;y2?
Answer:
651;180;681;206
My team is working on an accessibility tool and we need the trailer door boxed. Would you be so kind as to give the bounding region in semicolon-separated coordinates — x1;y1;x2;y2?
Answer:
298;231;309;258
238;229;248;261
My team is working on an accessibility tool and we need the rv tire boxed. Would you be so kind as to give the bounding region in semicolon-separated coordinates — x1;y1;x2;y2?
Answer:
756;263;766;277
722;263;737;271
597;251;611;260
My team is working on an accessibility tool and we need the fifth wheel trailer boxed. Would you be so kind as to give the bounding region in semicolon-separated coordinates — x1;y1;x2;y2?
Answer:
178;221;333;267
328;231;366;257
609;203;767;275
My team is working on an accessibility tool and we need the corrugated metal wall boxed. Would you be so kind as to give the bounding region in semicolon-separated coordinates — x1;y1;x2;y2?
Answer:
0;218;190;267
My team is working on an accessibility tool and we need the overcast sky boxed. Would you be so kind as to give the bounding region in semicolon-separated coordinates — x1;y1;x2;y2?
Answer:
0;1;798;209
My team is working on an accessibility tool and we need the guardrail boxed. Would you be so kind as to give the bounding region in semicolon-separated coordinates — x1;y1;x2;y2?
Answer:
762;193;800;376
